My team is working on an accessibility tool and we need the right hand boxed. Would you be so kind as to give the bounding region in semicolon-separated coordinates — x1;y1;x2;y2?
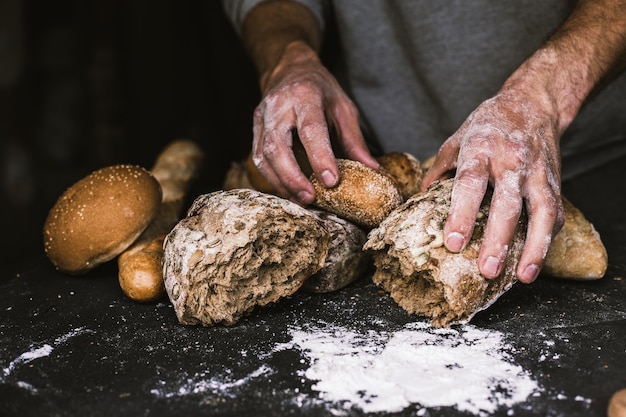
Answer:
252;41;379;205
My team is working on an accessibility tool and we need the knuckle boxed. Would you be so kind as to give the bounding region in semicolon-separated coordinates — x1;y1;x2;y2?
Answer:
290;79;320;98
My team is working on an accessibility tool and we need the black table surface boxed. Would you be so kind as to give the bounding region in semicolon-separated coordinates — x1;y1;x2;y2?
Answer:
1;158;625;417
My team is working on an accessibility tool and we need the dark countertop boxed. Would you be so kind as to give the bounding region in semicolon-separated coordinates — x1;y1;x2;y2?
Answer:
1;157;625;417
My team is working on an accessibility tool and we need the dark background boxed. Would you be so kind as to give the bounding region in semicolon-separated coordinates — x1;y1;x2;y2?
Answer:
1;0;260;279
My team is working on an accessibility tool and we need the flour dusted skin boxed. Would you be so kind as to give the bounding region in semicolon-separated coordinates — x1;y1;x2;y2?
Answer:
301;210;370;293
163;189;331;326
363;179;526;328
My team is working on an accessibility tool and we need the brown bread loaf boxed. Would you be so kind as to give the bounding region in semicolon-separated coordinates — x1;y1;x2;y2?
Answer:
162;189;331;326
364;178;526;327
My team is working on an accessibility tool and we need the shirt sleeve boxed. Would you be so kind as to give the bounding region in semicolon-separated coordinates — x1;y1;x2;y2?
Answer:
220;0;327;34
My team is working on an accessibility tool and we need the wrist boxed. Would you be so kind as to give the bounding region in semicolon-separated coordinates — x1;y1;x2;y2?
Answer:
501;47;592;136
260;40;320;94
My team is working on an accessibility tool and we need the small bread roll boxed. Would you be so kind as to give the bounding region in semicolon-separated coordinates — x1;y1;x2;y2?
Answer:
43;164;162;274
609;389;626;417
311;159;403;229
376;152;423;200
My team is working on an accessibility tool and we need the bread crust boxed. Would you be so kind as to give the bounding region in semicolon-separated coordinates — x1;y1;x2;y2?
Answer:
364;179;526;327
376;152;423;200
543;197;607;279
163;189;331;326
311;159;403;229
118;139;204;302
43;164;161;274
301;210;370;293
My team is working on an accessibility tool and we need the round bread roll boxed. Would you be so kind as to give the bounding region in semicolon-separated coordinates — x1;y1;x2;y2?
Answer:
310;159;403;229
609;389;626;417
43;164;162;274
376;152;423;200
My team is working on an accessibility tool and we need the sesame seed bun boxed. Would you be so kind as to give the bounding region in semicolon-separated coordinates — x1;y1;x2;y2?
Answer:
43;164;162;274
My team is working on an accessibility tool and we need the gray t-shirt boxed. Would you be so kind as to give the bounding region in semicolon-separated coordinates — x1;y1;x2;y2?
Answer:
222;0;626;179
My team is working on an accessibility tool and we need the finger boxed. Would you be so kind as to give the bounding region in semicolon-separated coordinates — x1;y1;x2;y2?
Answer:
444;161;489;253
421;139;460;192
255;105;315;204
516;187;565;283
478;172;523;279
292;87;339;189
252;105;287;197
329;97;379;170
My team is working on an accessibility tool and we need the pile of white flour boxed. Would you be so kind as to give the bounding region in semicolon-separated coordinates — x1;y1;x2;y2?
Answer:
277;322;539;415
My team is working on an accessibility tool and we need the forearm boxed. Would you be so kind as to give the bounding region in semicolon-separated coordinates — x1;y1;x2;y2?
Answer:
502;0;626;135
241;0;322;92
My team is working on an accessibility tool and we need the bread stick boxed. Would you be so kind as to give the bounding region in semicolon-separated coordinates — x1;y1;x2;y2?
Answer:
118;139;204;302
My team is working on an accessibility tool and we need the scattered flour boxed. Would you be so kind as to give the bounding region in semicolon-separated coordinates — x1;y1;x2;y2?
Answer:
150;364;274;398
277;322;540;415
147;322;543;416
2;327;92;381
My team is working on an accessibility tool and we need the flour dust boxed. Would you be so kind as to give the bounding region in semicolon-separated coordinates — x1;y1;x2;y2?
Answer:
147;322;547;416
277;322;539;416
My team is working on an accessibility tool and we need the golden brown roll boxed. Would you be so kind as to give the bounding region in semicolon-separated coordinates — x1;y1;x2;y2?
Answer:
43;164;161;274
310;159;403;229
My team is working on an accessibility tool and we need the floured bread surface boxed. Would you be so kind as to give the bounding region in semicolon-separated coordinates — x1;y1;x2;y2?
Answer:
302;210;370;293
163;189;331;326
363;179;526;327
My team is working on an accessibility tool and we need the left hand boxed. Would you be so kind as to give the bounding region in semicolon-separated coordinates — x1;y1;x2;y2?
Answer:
421;88;566;284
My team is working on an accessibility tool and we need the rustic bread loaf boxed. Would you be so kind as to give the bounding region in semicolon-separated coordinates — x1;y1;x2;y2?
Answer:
363;178;526;327
301;210;370;293
162;189;331;326
311;159;403;229
543;197;607;279
43;164;162;274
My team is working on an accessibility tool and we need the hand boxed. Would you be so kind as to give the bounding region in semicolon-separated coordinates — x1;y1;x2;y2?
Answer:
252;41;379;204
422;88;566;284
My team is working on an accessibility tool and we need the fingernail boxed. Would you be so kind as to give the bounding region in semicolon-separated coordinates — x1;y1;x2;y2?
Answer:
483;256;501;278
520;264;540;283
320;170;337;187
297;191;314;204
446;232;465;252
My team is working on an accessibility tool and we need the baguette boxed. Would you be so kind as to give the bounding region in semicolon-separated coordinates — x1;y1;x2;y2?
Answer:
117;139;204;302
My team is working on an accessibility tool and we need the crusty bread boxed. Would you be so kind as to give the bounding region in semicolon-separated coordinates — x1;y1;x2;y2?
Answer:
609;389;626;417
43;164;161;274
118;139;204;303
364;178;526;327
118;237;166;301
162;189;331;326
301;210;370;293
376;152;423;200
311;159;403;229
543;197;607;279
